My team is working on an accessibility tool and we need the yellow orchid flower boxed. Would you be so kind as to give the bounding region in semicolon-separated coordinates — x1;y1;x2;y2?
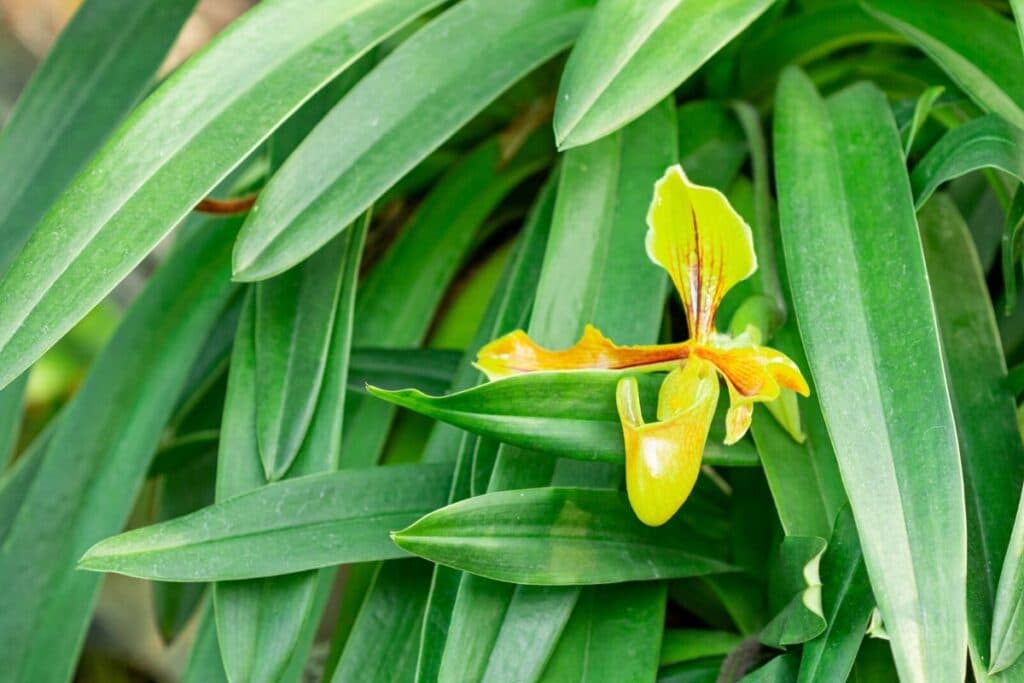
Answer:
475;164;810;527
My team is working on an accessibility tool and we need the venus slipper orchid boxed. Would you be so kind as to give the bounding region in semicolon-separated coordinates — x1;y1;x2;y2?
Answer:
476;164;810;526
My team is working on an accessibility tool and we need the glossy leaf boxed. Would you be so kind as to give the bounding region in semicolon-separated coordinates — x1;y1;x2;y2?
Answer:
370;371;757;467
332;560;434;683
911;114;1024;209
233;0;590;279
864;0;1024;130
79;462;454;582
0;0;445;389
994;494;1024;675
393;487;733;585
741;654;799;683
436;104;680;682
540;583;667;681
920;195;1024;679
253;236;350;479
212;220;366;683
0;218;239;682
775;69;967;683
797;507;874;683
0;0;197;277
416;179;556;683
343;137;550;468
330;138;548;682
553;0;773;149
758;536;827;648
677;101;748;190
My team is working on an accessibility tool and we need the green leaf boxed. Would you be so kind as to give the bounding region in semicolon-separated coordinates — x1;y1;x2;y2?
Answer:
433;101;680;682
737;3;896;98
393;487;732;585
911;114;1024;209
79;462;454;582
331;560;435;683
370;371;757;467
0;0;445;390
343;137;550;469
252;236;352;479
182;603;229;683
903;85;945;156
740;654;799;683
329;136;547;682
0;0;198;277
153;446;217;642
993;496;1024;675
797;507;874;683
751;403;830;539
863;0;1024;131
676;101;748;190
540;583;667;681
758;536;827;648
348;348;461;396
553;0;773;149
416;178;557;683
920;194;1024;679
233;0;590;279
775;69;967;683
0;217;239;682
212;220;367;683
658;629;743;667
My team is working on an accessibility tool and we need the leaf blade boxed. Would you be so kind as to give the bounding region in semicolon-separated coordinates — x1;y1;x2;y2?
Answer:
775;69;967;683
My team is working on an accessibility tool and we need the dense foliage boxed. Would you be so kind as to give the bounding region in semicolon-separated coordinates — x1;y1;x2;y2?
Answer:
2;0;1024;681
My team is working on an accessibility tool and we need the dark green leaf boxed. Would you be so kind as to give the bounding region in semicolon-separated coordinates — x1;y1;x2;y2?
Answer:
737;3;896;98
659;629;742;667
911;114;1024;209
344;137;550;468
921;194;1024;679
233;0;589;279
212;219;366;683
253;236;351;479
79;462;454;582
0;0;197;277
797;507;874;683
0;0;444;389
331;560;434;683
182;603;229;683
775;68;967;683
553;0;773;149
393;487;732;585
540;583;667;681
758;536;827;648
863;0;1024;130
0;217;239;681
371;371;758;467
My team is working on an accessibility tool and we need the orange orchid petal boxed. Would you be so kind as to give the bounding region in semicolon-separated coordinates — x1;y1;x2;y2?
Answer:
475;324;689;380
646;164;757;342
694;343;810;444
616;358;719;527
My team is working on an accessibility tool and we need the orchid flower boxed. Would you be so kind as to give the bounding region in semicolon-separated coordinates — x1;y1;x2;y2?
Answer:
475;164;810;526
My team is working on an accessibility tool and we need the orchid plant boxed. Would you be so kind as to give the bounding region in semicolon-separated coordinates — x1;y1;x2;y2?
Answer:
476;165;809;525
